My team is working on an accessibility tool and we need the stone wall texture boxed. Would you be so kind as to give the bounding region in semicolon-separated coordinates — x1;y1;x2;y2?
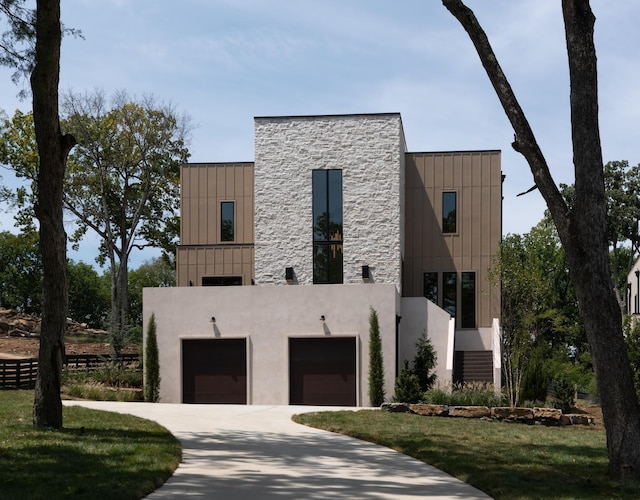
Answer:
254;114;405;287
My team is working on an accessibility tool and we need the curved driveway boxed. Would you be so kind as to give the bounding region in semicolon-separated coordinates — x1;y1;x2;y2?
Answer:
64;402;490;499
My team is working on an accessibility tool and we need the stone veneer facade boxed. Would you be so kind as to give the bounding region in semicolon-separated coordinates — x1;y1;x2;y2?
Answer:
254;113;406;288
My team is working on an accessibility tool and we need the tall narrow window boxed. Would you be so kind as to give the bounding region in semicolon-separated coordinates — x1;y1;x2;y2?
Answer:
461;272;476;328
443;271;457;319
221;201;234;242
423;272;438;305
312;169;343;284
442;192;457;233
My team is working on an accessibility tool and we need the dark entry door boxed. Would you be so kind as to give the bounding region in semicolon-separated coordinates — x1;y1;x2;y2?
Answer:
182;338;247;404
289;337;356;406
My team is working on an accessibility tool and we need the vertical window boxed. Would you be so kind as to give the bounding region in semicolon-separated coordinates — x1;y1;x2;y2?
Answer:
313;169;343;284
461;272;476;328
423;272;438;305
442;192;457;233
220;201;234;242
443;271;457;319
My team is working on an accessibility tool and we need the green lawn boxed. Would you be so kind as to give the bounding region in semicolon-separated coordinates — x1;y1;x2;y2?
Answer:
0;390;181;499
294;410;640;499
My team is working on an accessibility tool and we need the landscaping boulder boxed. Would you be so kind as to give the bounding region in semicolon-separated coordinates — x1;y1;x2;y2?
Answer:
449;406;491;418
409;404;449;417
492;407;534;421
532;407;562;421
381;402;412;413
561;414;595;426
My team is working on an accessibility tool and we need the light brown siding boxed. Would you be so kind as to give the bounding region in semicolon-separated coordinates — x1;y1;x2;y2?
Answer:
403;151;502;328
177;163;255;286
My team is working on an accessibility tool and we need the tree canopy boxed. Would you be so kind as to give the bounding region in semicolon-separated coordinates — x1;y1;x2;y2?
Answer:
0;90;191;353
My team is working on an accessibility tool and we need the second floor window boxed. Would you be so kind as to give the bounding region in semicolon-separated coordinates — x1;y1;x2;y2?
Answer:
221;201;234;242
312;169;343;284
442;192;457;233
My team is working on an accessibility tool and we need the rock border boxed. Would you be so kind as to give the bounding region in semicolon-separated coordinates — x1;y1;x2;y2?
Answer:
381;402;594;426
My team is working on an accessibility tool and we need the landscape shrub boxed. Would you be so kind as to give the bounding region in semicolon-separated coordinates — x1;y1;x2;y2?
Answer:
64;382;141;402
413;333;437;392
367;307;385;406
144;313;161;402
422;382;506;407
393;360;423;403
551;374;575;412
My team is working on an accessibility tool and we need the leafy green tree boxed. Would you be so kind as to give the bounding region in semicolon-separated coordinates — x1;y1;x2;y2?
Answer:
491;231;550;407
554;160;640;315
128;257;175;329
62;90;190;349
0;230;42;313
624;318;640;398
368;307;385;406
67;260;109;328
0;92;191;356
144;313;160;403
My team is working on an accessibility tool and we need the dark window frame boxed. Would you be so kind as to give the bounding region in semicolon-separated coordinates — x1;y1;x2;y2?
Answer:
312;169;343;284
202;276;243;286
442;191;457;234
443;271;457;320
461;271;476;328
220;201;235;242
423;272;438;305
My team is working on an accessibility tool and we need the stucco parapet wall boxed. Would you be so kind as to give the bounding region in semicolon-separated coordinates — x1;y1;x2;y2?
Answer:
381;403;592;426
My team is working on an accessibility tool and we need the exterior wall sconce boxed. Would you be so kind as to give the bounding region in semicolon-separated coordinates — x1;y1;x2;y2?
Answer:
362;265;370;282
319;315;326;322
285;266;294;283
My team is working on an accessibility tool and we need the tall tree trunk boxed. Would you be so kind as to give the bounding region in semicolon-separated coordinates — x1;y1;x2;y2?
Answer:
443;0;640;479
561;0;640;479
31;0;75;428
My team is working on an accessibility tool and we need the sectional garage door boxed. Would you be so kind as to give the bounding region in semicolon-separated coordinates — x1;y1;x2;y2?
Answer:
289;337;356;406
182;339;247;404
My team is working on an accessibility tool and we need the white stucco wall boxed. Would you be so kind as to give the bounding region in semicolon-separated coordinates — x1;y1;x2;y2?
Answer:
399;297;453;387
254;114;405;288
144;283;399;406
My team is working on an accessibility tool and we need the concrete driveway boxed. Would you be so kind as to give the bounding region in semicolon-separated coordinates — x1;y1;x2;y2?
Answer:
64;402;491;499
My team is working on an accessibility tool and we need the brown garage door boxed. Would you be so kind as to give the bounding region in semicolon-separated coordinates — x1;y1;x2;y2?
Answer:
182;339;247;404
289;337;356;406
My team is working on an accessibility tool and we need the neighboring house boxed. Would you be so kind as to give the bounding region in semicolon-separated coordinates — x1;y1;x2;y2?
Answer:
628;257;640;317
143;113;503;406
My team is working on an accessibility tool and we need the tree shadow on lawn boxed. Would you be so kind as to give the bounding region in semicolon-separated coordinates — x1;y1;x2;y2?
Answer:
388;432;638;499
0;426;178;500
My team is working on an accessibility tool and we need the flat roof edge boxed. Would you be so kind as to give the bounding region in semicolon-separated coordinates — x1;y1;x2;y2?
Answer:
407;149;501;155
255;112;402;121
182;161;254;167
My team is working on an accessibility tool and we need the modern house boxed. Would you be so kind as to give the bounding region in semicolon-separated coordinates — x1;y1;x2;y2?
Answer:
143;113;503;406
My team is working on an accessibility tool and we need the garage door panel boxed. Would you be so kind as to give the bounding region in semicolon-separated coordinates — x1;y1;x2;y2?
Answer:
290;337;356;406
183;339;247;404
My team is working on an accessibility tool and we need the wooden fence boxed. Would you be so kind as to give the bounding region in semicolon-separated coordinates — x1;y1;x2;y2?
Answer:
0;354;139;389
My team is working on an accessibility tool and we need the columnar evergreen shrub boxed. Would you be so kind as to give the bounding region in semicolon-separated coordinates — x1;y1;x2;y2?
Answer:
144;313;160;403
368;307;385;406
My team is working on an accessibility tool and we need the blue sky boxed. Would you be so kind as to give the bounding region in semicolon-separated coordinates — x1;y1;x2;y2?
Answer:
1;0;639;268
